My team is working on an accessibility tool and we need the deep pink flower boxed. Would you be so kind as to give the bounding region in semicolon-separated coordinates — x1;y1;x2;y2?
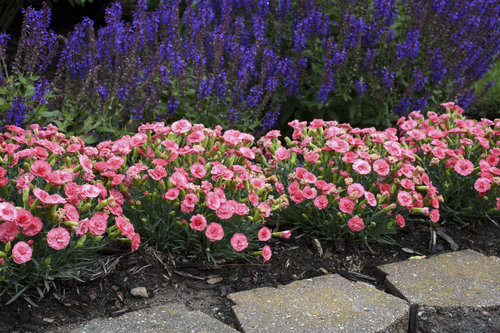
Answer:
287;181;300;195
115;216;135;239
186;130;205;144
162;188;180;200
47;227;70;250
148;165;168;181
15;209;33;228
131;233;141;252
302;186;317;199
275;146;290;161
231;233;248;252
258;227;272;241
262;245;272;261
234;203;250;216
339;197;355;214
12;241;32;264
33;188;66;205
454;159;474;176
347;216;364;232
397;191;413;207
396;214;405;228
314;195;328;210
474;178;491;193
190;163;207;179
373;159;390;177
303;172;317;184
248;192;259;206
89;212;108;236
0;221;19;243
290;190;305;204
30;160;52;177
206;191;222;210
205;223;224;242
304;151;319;163
429;209;440;223
216;201;236;219
190;214;207;231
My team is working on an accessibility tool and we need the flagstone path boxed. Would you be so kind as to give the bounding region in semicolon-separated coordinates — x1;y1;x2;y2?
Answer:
70;250;499;333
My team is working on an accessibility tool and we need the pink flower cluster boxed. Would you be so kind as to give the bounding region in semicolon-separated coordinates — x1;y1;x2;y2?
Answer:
260;116;442;238
398;102;500;220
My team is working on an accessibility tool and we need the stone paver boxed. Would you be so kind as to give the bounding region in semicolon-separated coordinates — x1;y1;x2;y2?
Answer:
228;274;409;333
377;249;500;333
70;302;238;333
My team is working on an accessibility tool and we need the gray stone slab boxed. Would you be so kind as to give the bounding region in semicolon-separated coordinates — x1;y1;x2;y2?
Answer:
228;274;409;333
70;302;238;333
377;249;500;333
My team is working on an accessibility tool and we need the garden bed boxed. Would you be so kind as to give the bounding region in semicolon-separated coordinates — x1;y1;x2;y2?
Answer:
1;218;498;333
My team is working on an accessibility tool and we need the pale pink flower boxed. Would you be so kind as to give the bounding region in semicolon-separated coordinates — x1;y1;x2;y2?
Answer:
171;119;192;134
347;216;364;232
258;227;272;241
0;202;17;222
348;183;365;198
205;223;224;242
111;138;132;155
170;171;188;189
12;241;32;264
190;214;207;231
275;181;285;194
75;218;89;237
231;233;248;252
339;197;355;214
0;221;19;242
396;214;405;228
258;202;271;218
373;160;391;178
474;177;491;193
16;173;35;191
275;146;290;161
364;191;377;207
314;195;328;210
281;230;292;239
239;146;255;159
454;159;474;176
352;159;371;175
130;133;147;147
496;197;500;210
222;129;244;146
384;141;402;157
80;184;101;199
397;191;413;207
262;245;272;261
64;204;79;221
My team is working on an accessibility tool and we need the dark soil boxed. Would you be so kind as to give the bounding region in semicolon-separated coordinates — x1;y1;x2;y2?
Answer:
1;220;499;333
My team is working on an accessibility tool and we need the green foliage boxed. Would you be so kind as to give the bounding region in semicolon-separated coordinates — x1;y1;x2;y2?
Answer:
470;60;500;120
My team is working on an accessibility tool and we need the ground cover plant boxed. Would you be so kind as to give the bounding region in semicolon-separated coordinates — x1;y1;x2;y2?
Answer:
0;0;498;138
